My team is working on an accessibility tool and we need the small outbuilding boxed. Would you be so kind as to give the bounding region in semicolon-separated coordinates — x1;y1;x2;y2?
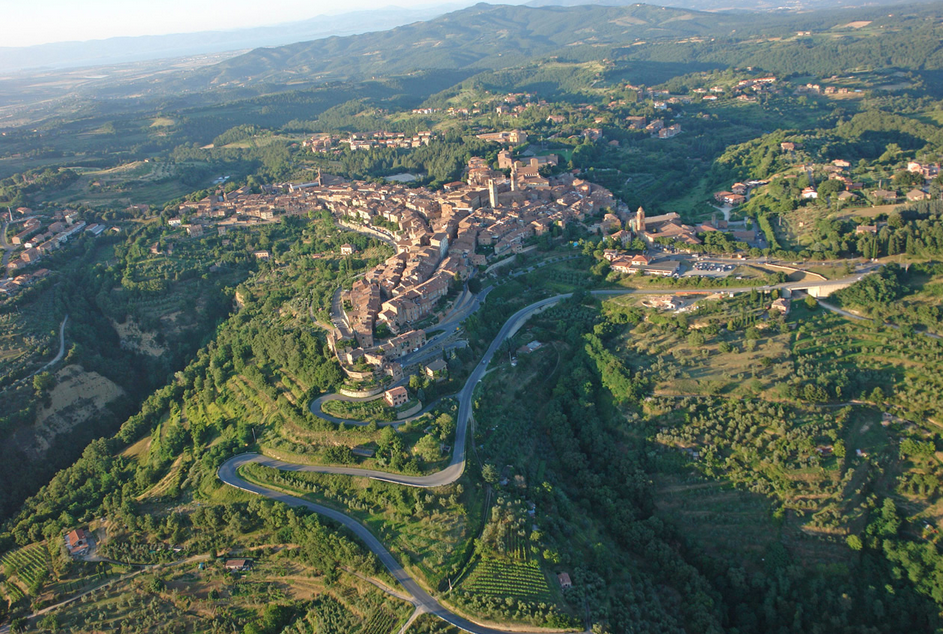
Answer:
225;559;252;571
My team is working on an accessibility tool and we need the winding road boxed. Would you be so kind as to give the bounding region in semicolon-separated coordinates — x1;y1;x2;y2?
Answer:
30;315;69;377
309;392;449;427
219;455;561;634
219;269;877;633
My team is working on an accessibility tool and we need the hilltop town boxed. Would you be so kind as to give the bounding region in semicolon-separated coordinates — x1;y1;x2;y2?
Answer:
8;5;943;632
164;148;621;387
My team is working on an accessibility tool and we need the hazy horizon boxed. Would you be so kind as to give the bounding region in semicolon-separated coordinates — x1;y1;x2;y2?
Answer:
2;0;506;48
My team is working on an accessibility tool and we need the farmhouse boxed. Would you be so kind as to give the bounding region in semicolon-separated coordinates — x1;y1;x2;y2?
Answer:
770;298;791;315
385;386;409;408
65;528;91;556
517;340;543;355
871;189;898;202
714;191;745;206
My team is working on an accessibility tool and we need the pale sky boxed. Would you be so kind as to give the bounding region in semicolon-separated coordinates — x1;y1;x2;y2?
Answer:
1;0;452;47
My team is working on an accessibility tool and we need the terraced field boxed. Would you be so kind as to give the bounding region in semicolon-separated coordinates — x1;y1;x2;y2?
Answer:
0;542;51;601
459;559;553;603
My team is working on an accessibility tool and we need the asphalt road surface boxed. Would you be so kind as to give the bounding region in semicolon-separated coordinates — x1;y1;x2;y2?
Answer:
219;268;877;633
218;454;580;634
309;392;448;427
30;315;68;377
240;271;874;490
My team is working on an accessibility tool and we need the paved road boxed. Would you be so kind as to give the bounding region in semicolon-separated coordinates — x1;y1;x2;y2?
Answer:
398;286;493;368
218;454;573;634
260;272;876;490
219;269;877;632
309;392;448;427
281;292;586;487
30;315;68;377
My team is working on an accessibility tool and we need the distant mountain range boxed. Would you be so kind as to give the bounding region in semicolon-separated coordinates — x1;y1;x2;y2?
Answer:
0;0;923;74
3;0;943;126
0;5;465;73
523;0;896;10
92;2;753;98
155;1;931;92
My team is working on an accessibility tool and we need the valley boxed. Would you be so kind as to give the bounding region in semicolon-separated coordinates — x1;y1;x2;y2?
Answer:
3;1;943;633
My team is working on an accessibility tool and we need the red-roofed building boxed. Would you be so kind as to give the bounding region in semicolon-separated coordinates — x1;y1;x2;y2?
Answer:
384;386;409;408
65;528;91;556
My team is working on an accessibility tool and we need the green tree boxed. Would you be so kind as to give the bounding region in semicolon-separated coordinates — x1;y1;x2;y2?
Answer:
32;372;54;397
435;413;456;440
414;434;441;462
833;439;846;458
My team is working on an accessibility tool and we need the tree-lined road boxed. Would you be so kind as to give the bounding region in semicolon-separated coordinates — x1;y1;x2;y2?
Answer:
224;291;588;489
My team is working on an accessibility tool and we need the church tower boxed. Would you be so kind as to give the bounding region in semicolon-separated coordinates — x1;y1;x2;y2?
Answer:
635;206;646;233
510;164;518;192
488;179;499;208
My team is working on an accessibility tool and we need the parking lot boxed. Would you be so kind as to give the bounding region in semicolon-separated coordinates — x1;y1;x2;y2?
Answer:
683;260;736;278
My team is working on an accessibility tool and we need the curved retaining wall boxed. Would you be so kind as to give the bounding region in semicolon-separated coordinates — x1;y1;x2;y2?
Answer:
339;385;386;398
396;401;424;420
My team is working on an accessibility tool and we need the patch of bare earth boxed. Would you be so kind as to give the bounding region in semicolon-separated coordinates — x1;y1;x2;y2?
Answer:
111;318;166;356
17;364;124;458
